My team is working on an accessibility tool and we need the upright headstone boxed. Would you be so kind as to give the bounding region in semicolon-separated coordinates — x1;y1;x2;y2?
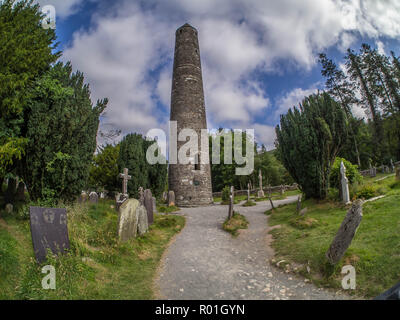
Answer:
5;203;13;214
79;191;88;203
29;207;70;263
280;185;285;196
89;191;98;204
258;170;264;198
119;168;131;198
152;197;157;214
16;182;26;201
117;199;140;241
136;205;149;236
143;189;154;225
138;187;144;205
326;200;363;264
162;191;168;203
228;186;234;220
390;159;395;173
340;161;351;205
247;183;250;202
296;195;302;214
168;191;175;207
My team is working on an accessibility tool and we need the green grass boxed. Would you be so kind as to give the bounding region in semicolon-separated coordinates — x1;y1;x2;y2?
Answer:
0;200;185;299
222;212;249;237
242;200;256;207
156;205;180;214
268;174;400;298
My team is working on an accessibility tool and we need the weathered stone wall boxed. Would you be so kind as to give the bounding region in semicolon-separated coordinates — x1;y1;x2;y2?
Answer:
168;24;213;207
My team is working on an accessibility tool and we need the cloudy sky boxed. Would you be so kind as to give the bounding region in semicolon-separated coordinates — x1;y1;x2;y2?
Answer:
37;0;400;149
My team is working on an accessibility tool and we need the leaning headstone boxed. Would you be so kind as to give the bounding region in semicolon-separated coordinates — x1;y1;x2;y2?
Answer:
143;189;154;225
326;200;363;265
89;191;98;204
5;203;13;214
29;207;70;263
228;186;234;220
136;205;149;236
117;199;140;241
16;182;26;201
340;161;351;205
258;170;265;198
168;191;175;207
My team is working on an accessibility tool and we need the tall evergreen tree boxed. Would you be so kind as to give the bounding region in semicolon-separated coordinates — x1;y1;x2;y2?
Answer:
19;62;107;202
276;93;348;199
0;0;60;178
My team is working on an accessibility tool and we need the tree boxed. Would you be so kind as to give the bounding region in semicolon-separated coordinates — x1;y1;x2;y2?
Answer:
276;93;348;199
0;0;60;179
117;133;167;198
19;62;107;202
89;144;120;194
318;53;361;166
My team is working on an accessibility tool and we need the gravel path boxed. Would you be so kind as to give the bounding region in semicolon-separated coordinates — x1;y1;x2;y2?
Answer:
156;196;350;300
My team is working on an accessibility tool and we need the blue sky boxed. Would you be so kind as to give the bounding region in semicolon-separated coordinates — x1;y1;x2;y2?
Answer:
37;0;400;149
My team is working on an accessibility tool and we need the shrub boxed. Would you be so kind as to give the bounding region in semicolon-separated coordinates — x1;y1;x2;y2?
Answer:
330;157;362;189
221;186;230;202
356;185;377;200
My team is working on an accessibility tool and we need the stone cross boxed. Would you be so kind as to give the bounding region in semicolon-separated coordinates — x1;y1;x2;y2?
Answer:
340;161;351;205
119;168;131;196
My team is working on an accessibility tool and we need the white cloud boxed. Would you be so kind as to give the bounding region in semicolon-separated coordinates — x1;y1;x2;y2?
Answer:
275;85;321;118
61;0;400;148
36;0;85;19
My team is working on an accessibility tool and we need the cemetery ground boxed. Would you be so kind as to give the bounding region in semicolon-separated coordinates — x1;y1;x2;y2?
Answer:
0;199;184;299
268;172;400;298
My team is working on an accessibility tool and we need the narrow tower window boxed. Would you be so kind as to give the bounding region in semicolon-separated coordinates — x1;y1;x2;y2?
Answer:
194;154;200;171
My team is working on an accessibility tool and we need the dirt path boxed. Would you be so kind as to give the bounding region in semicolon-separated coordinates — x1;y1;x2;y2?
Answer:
156;196;350;300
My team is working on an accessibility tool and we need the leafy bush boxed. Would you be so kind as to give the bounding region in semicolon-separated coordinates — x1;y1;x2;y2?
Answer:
355;185;377;200
221;186;230;202
330;157;362;189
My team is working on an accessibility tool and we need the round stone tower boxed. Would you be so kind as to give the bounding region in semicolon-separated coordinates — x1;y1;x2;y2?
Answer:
168;23;213;207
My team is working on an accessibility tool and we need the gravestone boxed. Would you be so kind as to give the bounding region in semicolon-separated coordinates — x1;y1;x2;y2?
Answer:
5;203;13;214
168;191;175;207
258;170;264;198
152;197;157;214
138;187;144;205
29;207;70;263
143;189;154;225
340;161;351;205
119;168;131;198
296;195;302;214
117;199;140;241
247;183;250;202
16;182;26;201
390;159;395;173
136;205;149;236
280;185;285;195
115;192;128;211
162;191;168;203
89;191;98;204
228;186;234;220
326;200;363;265
79;191;88;203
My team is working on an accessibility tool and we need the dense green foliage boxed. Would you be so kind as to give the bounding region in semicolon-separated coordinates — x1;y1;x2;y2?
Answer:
276;93;348;199
89;144;120;194
209;130;291;192
0;0;60;178
329;157;362;189
117;133;167;198
320;45;400;168
19;62;107;202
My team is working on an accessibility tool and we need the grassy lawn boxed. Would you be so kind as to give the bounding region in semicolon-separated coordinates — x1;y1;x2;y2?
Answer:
0;200;185;300
268;174;400;298
222;212;249;237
